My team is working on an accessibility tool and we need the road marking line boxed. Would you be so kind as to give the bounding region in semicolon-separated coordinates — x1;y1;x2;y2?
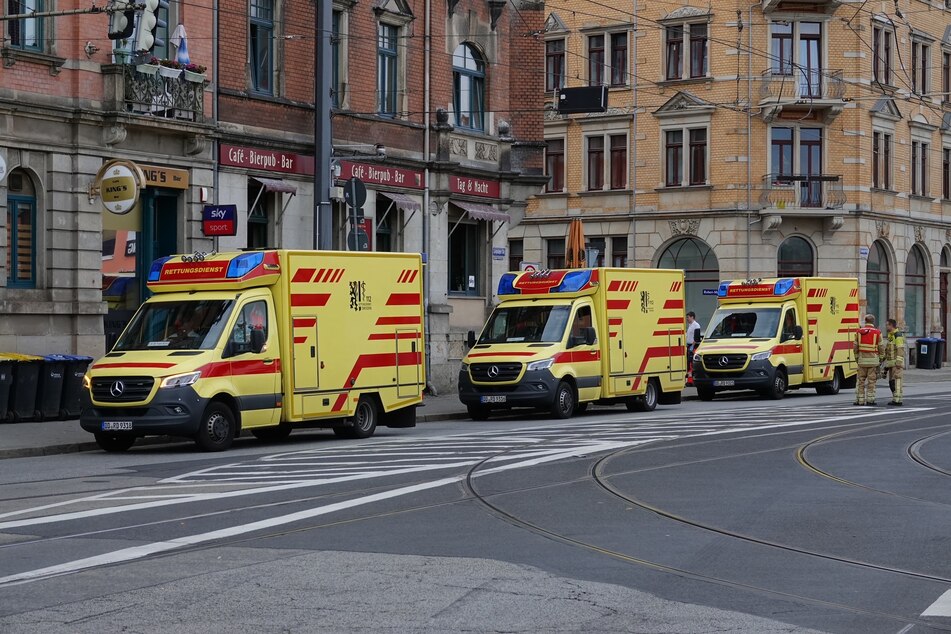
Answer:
922;589;951;616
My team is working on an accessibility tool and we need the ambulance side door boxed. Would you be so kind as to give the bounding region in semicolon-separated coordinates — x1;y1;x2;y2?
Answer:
780;306;804;387
224;298;282;427
566;304;602;402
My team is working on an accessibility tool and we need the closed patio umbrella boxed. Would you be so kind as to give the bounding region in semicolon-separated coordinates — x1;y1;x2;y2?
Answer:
565;218;587;268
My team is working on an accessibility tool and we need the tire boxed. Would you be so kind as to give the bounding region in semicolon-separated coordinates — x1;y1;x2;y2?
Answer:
627;380;658;412
815;368;842;396
574;402;589;414
467;404;491;421
94;432;135;453
194;402;237;452
549;381;575;419
251;424;292;441
337;397;379;439
765;369;787;400
696;386;715;401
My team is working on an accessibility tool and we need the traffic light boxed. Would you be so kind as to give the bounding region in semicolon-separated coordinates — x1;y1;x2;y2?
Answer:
107;0;135;40
133;0;168;54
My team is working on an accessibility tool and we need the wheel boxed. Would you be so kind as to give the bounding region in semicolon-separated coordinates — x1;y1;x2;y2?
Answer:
194;402;236;452
467;404;491;421
549;381;575;419
337;397;379;439
627;380;658;412
815;368;842;396
574;402;589;414
94;432;135;453
765;369;787;400
251;424;292;441
696;386;715;401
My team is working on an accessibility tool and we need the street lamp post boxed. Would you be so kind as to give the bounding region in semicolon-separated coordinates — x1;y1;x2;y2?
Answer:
314;0;333;249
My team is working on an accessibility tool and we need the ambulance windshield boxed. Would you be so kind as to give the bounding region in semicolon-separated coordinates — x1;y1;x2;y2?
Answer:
114;299;234;351
479;305;571;344
705;307;781;340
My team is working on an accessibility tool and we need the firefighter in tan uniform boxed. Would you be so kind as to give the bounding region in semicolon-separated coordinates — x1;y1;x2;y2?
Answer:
883;318;905;406
853;314;885;406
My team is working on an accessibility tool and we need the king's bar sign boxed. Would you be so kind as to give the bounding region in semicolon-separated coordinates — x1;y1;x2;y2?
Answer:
92;160;148;215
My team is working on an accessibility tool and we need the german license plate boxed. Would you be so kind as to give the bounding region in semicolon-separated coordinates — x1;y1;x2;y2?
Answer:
480;395;506;404
712;380;735;387
101;421;133;431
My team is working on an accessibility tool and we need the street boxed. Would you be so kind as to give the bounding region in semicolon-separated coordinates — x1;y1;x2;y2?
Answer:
3;384;951;633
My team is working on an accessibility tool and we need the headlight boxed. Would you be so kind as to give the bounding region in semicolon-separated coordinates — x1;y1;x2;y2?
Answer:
527;357;555;372
160;371;201;389
82;374;91;389
692;353;701;362
751;351;772;361
460;362;469;372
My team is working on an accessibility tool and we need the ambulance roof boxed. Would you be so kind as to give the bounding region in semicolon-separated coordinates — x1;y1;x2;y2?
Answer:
147;251;281;292
498;269;599;298
717;277;800;301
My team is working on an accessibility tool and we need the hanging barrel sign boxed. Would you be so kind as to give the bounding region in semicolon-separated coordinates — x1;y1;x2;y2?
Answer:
94;160;147;215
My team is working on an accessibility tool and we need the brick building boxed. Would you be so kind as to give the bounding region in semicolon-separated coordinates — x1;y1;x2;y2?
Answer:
516;0;951;353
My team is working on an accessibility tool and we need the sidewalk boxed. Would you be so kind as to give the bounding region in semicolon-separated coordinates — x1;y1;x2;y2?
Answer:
2;365;948;460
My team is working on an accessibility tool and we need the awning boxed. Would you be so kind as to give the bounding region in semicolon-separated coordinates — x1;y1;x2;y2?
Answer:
253;176;297;194
453;200;510;223
379;191;421;212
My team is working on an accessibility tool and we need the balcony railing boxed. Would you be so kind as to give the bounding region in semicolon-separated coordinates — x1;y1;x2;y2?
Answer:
759;68;845;103
122;66;204;121
759;173;846;210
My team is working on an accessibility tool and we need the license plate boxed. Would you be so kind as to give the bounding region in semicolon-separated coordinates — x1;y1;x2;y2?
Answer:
480;395;506;404
712;380;735;387
101;421;133;431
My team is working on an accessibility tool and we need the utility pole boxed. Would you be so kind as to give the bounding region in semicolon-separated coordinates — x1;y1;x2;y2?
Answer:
314;0;333;249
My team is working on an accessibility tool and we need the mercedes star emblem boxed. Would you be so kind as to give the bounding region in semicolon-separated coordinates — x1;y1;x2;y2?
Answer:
110;380;125;397
487;365;500;378
718;356;730;367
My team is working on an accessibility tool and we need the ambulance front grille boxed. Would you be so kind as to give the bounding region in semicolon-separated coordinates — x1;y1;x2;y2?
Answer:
91;376;155;403
701;354;748;371
470;362;522;382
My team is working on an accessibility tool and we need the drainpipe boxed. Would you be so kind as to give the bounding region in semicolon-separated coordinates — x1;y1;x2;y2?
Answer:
423;0;434;394
630;3;637;264
748;1;763;277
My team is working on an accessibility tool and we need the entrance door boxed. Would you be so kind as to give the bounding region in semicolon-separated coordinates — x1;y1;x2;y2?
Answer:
137;189;179;302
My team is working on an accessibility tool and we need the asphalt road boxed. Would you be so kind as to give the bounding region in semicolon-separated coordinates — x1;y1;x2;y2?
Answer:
2;384;951;633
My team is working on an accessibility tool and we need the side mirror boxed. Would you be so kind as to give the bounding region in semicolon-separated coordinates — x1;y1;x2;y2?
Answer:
250;328;266;354
583;327;596;346
466;330;477;348
793;325;803;340
694;329;702;344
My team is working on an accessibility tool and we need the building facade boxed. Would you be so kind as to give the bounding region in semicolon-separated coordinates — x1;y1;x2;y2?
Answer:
517;0;951;353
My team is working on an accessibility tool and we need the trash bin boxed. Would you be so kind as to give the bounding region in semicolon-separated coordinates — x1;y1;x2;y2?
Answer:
5;354;44;421
916;338;938;370
59;355;93;419
934;339;946;369
0;355;14;422
36;355;70;421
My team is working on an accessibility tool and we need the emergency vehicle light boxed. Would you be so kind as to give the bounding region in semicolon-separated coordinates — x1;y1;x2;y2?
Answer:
717;281;731;297
147;256;173;282
556;270;593;293
227;252;265;278
498;273;519;295
773;278;795;296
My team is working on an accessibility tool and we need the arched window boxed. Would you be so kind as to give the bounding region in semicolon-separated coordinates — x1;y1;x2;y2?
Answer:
866;240;889;328
777;236;814;277
658;237;720;327
453;43;485;131
905;245;927;336
6;169;37;288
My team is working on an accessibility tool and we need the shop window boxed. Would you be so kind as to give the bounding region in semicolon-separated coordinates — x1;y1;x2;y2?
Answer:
5;169;37;288
547;238;565;269
611;236;627;267
867;240;890;328
905;245;927;337
777;236;814;277
250;0;274;94
247;181;272;249
658;236;720;326
449;220;481;295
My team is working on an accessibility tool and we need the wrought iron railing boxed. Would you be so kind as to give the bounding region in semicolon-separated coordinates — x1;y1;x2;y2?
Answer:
759;173;846;209
122;66;204;121
759;68;845;102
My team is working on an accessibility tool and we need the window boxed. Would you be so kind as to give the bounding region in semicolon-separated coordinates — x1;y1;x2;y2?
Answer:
873;24;893;85
587;136;604;190
449;220;481;295
665;23;708;80
799;22;821;97
610;134;627;190
944;148;950;200
905;245;927;337
378;23;399;116
247;182;272;249
547;238;565;269
6;188;36;288
771;22;793;75
777;236;814;277
545;139;565;192
912;40;930;95
611;236;627;267
770;126;824;207
873;131;892;190
7;0;43;50
588;237;606;266
771;127;794;178
664;127;707;187
943;51;950;102
230;300;269;355
588;35;604;86
658;237;720;327
867;240;890;329
508;239;523;271
453;43;485;130
545;39;566;92
611;33;628;86
569;305;596;345
250;0;274;94
912;140;929;196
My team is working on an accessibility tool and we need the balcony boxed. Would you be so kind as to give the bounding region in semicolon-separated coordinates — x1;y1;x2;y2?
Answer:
761;0;841;13
759;69;845;123
758;173;846;231
122;66;205;121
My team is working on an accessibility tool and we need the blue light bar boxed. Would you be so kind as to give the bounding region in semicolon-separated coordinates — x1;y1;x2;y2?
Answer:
774;278;795;296
147;256;173;282
227;252;265;278
498;273;519;295
717;281;731;297
556;270;593;293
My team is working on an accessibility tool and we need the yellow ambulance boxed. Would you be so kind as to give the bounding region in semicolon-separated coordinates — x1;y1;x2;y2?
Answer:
691;277;858;400
458;267;687;419
80;250;425;452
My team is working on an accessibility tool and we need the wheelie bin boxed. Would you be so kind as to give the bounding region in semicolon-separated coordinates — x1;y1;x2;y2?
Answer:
36;354;70;421
934;339;946;369
60;355;93;419
0;355;13;422
916;338;937;369
6;354;44;421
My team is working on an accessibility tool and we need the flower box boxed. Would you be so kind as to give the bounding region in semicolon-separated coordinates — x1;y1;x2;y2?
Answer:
158;65;182;79
183;70;206;83
136;63;159;76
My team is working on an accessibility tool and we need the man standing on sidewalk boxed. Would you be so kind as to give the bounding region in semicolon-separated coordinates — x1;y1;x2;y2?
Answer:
854;314;885;406
884;318;905;406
